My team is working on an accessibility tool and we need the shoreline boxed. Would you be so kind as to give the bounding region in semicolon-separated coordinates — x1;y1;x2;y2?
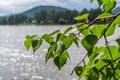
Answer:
0;24;72;27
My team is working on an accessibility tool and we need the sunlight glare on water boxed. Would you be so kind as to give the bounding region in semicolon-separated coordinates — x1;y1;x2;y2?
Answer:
0;26;82;80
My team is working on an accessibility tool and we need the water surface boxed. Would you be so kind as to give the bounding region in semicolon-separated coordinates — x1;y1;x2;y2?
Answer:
0;25;119;80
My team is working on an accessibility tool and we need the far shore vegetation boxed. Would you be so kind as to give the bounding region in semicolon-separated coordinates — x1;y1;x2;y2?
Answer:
0;8;102;25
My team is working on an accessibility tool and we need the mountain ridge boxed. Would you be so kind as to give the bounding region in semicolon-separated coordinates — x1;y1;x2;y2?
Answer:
22;5;69;17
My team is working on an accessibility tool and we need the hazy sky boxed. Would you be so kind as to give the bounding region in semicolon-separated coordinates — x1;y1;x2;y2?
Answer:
0;0;120;16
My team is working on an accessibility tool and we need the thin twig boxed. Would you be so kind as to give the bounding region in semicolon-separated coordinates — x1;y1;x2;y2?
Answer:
70;54;87;75
104;34;113;60
83;59;86;66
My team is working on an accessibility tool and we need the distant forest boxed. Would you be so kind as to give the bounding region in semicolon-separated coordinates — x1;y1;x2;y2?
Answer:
0;8;102;25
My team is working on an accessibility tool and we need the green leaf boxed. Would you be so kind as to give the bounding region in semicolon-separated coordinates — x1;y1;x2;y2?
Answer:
64;26;72;34
74;13;89;21
90;0;94;3
81;25;90;36
88;52;99;65
101;59;111;63
103;46;119;59
95;59;105;70
97;0;103;6
81;34;98;51
75;66;84;76
91;25;106;37
24;39;31;50
85;67;99;80
32;40;39;52
45;44;57;63
41;34;48;39
75;23;90;36
32;39;43;53
24;35;38;50
56;33;64;42
114;15;120;25
49;29;60;36
97;13;112;18
73;37;79;48
103;0;116;13
62;37;73;49
105;23;116;36
26;35;37;39
116;37;120;46
79;66;91;79
54;51;68;70
45;37;54;45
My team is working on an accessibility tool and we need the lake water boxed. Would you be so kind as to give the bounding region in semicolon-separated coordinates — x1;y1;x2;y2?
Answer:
0;25;87;80
0;25;119;80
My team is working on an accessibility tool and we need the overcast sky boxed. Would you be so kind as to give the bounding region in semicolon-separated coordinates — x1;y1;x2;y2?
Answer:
0;0;120;16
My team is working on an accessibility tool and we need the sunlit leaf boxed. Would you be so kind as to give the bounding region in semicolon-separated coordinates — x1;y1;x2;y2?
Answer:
97;13;112;18
64;26;72;34
41;34;49;39
75;23;90;36
91;25;106;37
114;15;120;25
104;46;119;59
62;37;73;49
49;29;60;36
24;39;31;50
26;35;37;39
74;13;89;20
103;0;116;13
45;37;54;45
95;59;105;70
105;23;116;36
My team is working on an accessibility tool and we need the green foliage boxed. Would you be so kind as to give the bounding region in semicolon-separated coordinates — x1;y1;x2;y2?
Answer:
74;13;89;21
97;13;112;18
24;0;120;80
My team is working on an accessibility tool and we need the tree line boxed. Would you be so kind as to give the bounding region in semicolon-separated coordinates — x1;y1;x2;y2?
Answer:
0;8;102;25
